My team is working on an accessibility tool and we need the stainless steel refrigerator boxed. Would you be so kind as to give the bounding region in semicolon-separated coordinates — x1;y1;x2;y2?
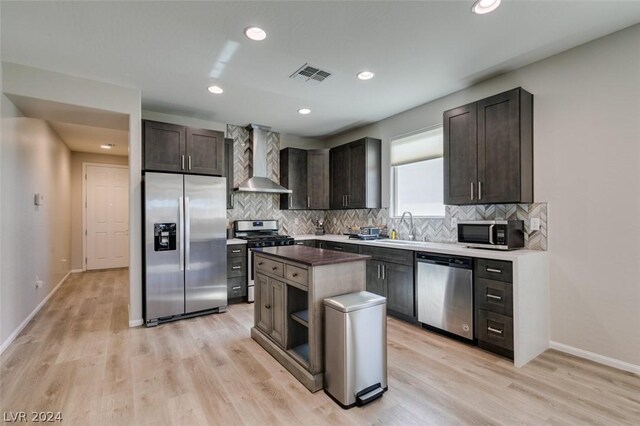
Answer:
143;172;227;326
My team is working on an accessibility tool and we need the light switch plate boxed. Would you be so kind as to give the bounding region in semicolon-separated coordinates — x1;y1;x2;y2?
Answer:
451;218;458;227
530;218;541;231
34;193;44;206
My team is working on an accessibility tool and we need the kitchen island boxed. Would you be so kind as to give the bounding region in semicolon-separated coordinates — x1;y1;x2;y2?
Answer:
251;245;370;392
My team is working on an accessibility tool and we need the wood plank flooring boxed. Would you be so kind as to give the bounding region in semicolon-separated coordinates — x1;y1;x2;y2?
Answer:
1;269;639;425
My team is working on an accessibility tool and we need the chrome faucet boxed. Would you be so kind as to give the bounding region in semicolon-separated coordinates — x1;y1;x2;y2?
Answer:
399;211;415;241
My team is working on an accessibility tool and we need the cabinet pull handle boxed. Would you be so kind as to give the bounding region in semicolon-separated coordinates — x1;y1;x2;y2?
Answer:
377;264;381;279
181;155;185;170
470;182;474;200
272;266;278;271
289;196;292;209
265;304;271;309
231;249;241;253
487;326;503;335
333;247;343;251
346;195;349;206
232;286;241;290
307;197;310;208
478;181;482;200
232;266;241;270
188;155;192;170
486;294;502;300
292;273;299;277
486;268;502;273
258;262;264;266
382;264;386;280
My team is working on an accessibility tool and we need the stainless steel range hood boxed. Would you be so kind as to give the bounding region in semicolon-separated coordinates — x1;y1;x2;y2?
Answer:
234;124;292;194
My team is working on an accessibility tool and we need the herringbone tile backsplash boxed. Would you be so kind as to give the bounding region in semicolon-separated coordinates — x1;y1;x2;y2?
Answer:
226;124;548;250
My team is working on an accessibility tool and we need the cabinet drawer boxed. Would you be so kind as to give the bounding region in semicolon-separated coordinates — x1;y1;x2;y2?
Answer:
255;256;284;277
359;245;413;266
476;259;513;282
227;277;247;298
285;264;308;287
477;309;513;352
227;244;247;258
476;278;513;316
227;257;247;278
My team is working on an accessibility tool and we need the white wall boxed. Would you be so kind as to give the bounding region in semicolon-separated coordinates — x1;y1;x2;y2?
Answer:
3;63;143;326
325;25;640;369
0;94;72;350
70;152;129;271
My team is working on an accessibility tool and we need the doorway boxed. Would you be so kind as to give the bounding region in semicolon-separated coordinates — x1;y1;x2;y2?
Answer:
83;163;130;270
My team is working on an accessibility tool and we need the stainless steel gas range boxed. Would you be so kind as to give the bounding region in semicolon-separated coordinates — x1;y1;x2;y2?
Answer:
233;220;294;302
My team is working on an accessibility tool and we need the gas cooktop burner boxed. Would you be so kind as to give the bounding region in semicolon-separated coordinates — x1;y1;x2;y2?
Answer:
233;219;294;248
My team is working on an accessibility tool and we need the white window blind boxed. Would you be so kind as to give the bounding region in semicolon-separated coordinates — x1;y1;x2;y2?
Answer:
390;126;443;166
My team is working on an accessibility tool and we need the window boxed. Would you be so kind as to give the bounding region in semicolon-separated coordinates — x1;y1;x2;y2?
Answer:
391;126;445;217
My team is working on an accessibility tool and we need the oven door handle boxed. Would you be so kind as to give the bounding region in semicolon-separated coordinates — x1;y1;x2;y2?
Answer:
488;224;495;245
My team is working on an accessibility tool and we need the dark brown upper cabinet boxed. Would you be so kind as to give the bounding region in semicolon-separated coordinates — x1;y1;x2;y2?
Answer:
280;148;308;210
329;137;381;209
307;149;330;209
444;87;533;205
280;148;330;210
224;138;234;209
143;120;225;176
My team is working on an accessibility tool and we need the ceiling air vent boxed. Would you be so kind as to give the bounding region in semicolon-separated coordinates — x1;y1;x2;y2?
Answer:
290;63;332;84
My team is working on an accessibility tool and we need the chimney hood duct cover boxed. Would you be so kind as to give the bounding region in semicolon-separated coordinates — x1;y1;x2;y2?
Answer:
234;124;292;194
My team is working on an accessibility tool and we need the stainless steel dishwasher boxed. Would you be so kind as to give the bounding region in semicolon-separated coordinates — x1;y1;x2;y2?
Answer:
416;253;474;340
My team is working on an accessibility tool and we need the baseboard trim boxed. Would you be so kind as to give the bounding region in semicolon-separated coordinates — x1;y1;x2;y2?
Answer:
70;269;83;273
550;341;640;375
129;319;144;327
0;270;71;356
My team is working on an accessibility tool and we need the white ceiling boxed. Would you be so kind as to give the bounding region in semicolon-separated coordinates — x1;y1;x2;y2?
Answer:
2;1;640;138
7;94;129;156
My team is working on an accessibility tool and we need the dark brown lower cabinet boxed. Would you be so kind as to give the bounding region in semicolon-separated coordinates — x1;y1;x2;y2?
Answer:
227;244;247;301
224;138;234;209
360;246;415;321
475;258;514;359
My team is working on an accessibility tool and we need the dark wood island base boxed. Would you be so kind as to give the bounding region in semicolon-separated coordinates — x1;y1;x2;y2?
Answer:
250;246;370;392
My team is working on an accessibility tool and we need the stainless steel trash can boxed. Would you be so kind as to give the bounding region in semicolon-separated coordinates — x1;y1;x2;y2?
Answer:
324;291;387;408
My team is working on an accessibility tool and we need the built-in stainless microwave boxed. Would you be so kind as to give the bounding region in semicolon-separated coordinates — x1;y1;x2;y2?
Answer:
457;220;524;250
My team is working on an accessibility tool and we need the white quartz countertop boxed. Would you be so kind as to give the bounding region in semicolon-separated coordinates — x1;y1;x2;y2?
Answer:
291;234;545;261
226;238;247;245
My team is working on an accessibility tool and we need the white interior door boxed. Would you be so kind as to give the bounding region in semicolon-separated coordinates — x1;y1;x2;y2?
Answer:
86;164;129;270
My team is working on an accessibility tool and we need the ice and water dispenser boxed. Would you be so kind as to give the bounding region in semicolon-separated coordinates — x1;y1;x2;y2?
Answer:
154;223;176;251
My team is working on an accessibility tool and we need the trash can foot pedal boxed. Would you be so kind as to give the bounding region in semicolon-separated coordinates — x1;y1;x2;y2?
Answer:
356;383;384;406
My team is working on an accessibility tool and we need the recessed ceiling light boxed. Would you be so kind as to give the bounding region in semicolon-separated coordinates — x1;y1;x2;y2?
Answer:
298;108;311;115
244;26;267;41
100;144;115;150
357;71;375;81
472;0;501;15
207;85;224;94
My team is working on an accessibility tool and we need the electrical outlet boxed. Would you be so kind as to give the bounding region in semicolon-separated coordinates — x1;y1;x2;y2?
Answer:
35;276;44;290
530;218;541;231
451;218;458;227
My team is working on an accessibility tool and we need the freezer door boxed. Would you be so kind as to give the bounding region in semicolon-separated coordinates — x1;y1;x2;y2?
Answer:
184;175;227;313
417;262;473;340
144;173;185;321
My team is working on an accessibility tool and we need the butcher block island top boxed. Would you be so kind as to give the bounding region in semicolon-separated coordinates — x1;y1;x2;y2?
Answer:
255;245;371;266
251;247;369;392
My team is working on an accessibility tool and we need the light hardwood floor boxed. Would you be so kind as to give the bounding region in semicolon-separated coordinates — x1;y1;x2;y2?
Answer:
1;269;639;425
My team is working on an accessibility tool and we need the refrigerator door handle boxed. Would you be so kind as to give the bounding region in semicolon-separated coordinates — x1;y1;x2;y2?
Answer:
179;196;185;271
185;196;191;270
